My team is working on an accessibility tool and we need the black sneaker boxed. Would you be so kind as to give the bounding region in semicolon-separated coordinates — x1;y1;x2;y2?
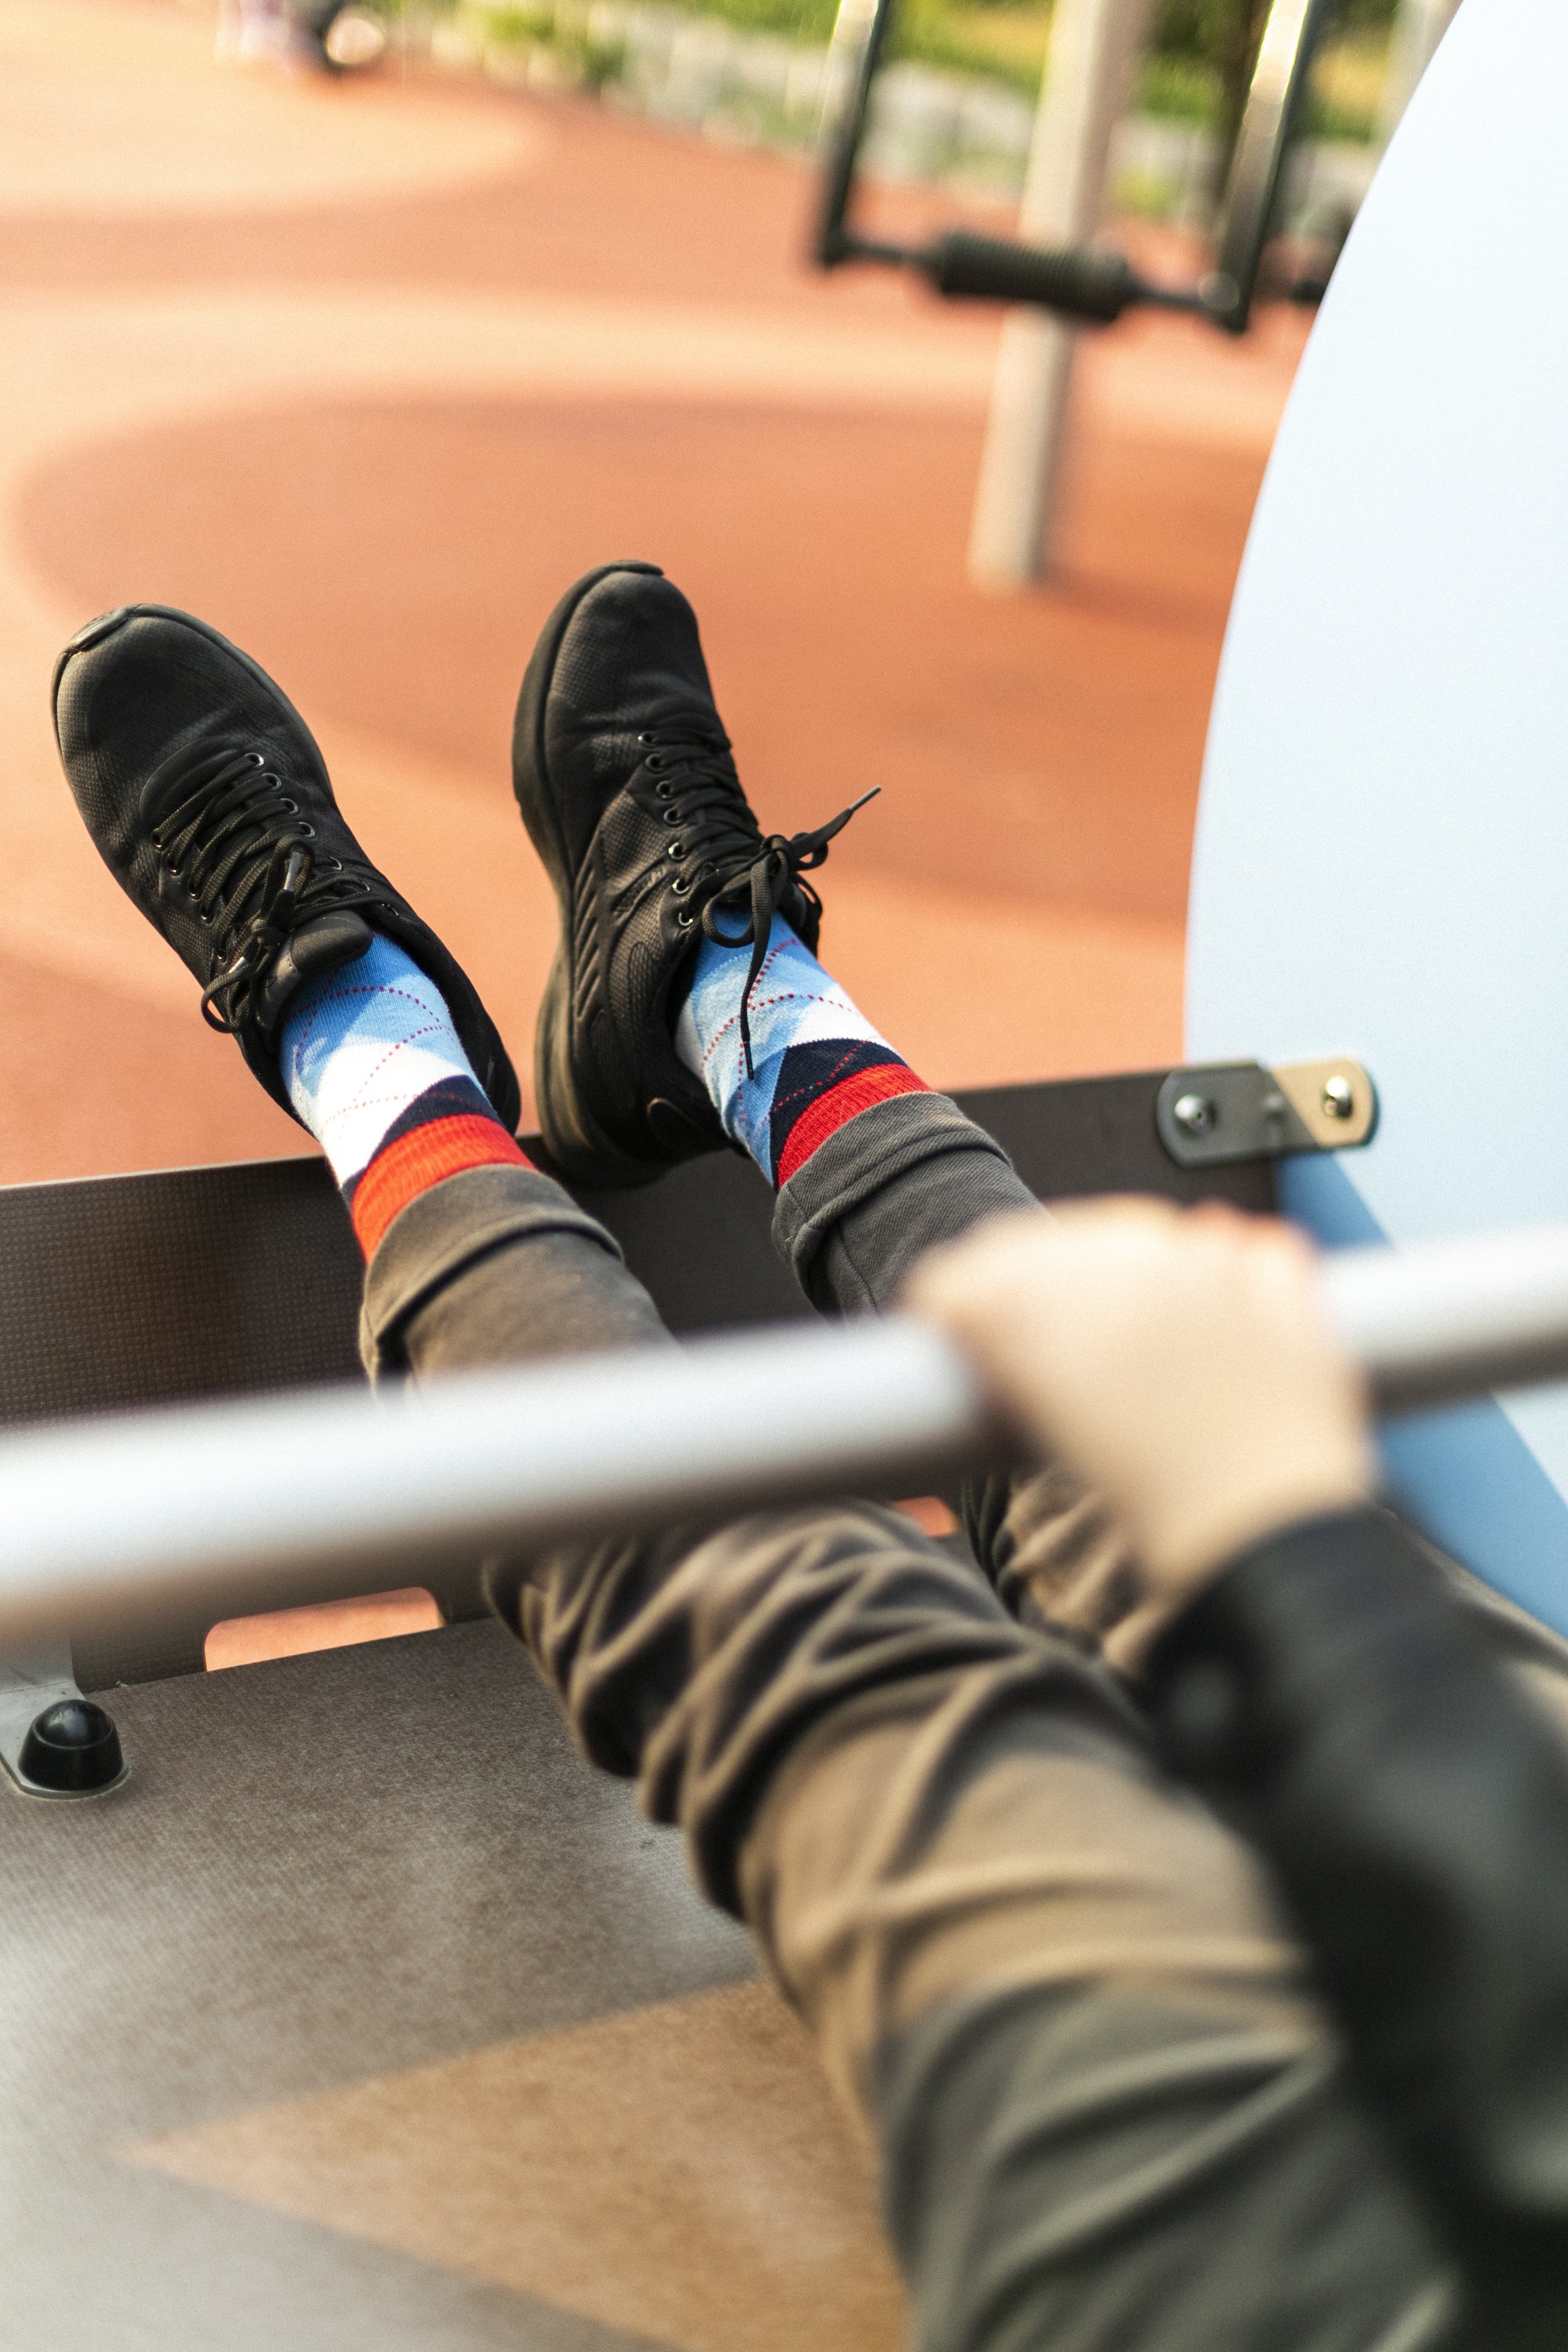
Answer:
53;604;520;1131
512;561;873;1185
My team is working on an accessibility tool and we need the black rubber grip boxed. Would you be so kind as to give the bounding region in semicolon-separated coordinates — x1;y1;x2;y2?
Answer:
927;230;1137;322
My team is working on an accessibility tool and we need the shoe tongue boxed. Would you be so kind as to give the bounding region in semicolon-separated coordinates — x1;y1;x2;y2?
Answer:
256;909;373;1041
652;702;728;752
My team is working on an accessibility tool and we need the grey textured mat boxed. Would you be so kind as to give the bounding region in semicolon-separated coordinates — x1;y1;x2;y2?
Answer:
0;1621;906;2351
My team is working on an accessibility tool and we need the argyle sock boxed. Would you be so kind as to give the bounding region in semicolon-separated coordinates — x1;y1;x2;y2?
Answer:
674;914;927;1186
280;933;529;1258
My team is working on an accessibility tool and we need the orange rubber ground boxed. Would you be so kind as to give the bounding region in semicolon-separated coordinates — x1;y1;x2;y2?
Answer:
0;0;1308;1193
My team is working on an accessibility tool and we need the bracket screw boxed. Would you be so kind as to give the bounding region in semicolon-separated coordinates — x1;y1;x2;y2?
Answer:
1321;1076;1356;1121
1172;1093;1217;1135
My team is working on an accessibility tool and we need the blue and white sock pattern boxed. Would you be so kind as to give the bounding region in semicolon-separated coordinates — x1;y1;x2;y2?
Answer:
674;914;920;1184
279;932;495;1189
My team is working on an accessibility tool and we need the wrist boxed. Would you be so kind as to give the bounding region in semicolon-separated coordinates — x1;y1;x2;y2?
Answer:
1134;1447;1377;1602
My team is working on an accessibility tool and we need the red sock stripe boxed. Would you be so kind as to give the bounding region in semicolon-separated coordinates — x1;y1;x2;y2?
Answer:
350;1115;532;1259
774;1062;930;1188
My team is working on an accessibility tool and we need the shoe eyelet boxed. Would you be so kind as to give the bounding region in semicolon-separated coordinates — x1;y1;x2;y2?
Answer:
671;875;691;897
655;780;673;800
247;752;266;768
662;807;682;826
644;752;667;773
666;841;684;860
677;910;695;928
295;821;316;839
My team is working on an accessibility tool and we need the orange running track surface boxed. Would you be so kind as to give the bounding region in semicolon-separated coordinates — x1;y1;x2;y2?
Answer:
0;0;1307;1189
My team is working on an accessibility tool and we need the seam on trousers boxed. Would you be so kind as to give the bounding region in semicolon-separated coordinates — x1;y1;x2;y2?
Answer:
951;2049;1348;2349
360;1161;624;1375
826;1221;881;1315
880;1987;1444;2352
1360;2284;1459;2352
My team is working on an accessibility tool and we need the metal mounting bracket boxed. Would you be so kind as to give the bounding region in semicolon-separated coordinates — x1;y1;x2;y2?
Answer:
1156;1055;1377;1169
0;1642;127;1800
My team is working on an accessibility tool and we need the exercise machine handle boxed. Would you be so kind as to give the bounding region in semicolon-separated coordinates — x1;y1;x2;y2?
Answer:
925;230;1140;322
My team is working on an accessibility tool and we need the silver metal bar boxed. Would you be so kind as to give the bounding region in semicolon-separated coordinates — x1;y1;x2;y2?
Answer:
1323;1222;1568;1410
0;1319;995;1650
4;1221;1568;1651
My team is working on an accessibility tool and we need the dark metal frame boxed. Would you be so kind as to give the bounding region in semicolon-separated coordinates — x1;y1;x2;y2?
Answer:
0;1071;1274;1435
814;0;1336;333
0;1069;1274;1690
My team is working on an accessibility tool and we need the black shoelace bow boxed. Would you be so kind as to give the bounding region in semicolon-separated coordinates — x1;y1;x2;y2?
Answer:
147;745;373;1034
642;728;877;1078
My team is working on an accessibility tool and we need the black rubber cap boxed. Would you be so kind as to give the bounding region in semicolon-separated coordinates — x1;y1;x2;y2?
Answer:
19;1698;124;1793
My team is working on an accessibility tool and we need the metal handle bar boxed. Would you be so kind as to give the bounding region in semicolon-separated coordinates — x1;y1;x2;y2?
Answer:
4;1221;1568;1650
1320;1221;1568;1410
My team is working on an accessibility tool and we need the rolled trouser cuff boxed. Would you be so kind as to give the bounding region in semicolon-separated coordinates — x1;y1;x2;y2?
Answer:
359;1161;625;1376
771;1090;1034;1314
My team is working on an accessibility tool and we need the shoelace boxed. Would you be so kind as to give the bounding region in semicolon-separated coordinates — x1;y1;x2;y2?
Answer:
643;728;877;1078
147;744;372;1034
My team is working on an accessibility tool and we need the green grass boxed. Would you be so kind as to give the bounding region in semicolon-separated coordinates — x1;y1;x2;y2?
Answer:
415;0;1385;140
1301;31;1385;140
619;0;840;36
1134;50;1219;121
887;0;1050;95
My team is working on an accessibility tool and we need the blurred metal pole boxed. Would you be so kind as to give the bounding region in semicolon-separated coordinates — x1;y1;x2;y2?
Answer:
1376;0;1461;147
967;0;1146;589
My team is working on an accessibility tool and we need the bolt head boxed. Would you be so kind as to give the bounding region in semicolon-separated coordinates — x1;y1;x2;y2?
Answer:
1321;1076;1356;1121
19;1699;124;1794
1172;1092;1216;1135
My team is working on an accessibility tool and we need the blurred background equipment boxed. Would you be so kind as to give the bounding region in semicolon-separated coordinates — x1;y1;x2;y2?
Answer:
308;0;391;67
216;0;388;68
816;0;1351;580
814;0;1458;579
816;0;1330;330
967;0;1150;586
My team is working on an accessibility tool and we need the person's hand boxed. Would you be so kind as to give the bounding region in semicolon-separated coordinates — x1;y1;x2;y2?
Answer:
906;1197;1376;1603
